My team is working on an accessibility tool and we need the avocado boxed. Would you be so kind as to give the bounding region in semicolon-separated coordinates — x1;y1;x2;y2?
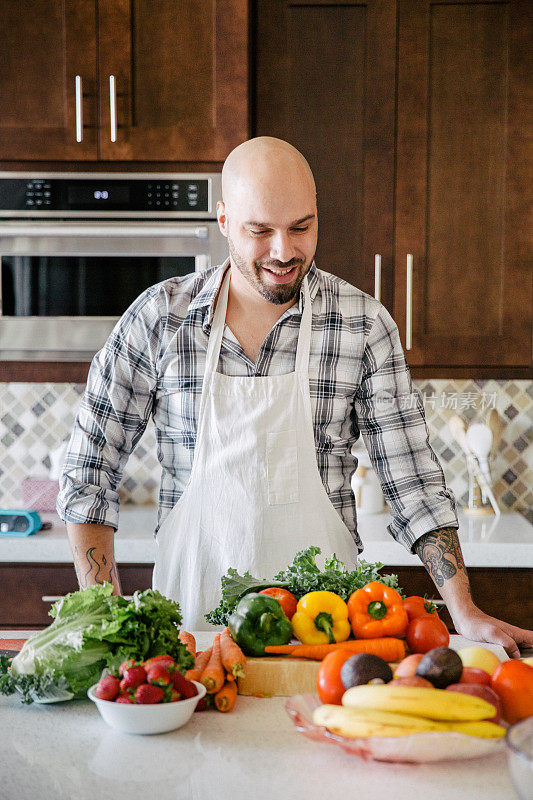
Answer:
340;653;393;689
415;646;463;688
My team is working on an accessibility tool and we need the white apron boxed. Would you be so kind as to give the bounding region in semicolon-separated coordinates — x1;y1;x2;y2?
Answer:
152;267;358;629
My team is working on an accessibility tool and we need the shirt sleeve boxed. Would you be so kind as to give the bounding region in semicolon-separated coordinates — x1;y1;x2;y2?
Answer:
56;288;162;530
352;303;458;552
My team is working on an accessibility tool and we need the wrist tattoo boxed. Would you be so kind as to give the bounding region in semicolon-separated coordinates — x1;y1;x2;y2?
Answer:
413;527;470;592
74;545;118;588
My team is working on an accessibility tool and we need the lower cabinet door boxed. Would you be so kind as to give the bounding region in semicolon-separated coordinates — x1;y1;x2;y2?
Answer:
0;564;153;627
391;566;533;632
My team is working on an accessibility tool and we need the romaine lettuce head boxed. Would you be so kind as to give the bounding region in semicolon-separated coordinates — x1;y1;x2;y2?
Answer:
5;584;193;703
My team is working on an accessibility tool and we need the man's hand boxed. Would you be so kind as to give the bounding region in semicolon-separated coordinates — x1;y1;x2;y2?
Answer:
414;527;533;658
450;604;533;659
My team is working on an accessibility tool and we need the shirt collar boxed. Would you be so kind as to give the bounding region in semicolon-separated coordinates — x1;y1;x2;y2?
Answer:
188;258;321;331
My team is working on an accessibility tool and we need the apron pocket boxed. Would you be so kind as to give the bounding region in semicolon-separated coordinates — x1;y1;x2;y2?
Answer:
266;429;299;505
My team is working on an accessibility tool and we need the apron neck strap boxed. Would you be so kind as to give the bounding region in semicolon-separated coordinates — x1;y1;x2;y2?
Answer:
205;266;313;375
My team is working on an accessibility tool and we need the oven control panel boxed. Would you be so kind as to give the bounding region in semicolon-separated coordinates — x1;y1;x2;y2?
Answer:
0;175;213;215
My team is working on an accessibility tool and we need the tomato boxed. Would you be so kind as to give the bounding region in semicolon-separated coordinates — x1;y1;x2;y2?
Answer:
258;587;298;620
316;650;354;705
405;615;449;654
403;596;438;623
490;660;533;724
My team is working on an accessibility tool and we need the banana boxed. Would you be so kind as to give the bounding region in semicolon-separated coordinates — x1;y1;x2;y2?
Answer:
444;720;506;739
342;684;497;721
313;704;447;738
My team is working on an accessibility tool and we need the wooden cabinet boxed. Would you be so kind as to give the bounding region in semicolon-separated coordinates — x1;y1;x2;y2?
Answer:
391;566;533;634
1;562;531;630
0;0;98;160
255;0;396;309
254;0;532;374
0;563;152;628
394;0;532;368
0;0;248;162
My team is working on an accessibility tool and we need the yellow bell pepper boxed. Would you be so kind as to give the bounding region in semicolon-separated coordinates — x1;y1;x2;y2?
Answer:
291;591;351;645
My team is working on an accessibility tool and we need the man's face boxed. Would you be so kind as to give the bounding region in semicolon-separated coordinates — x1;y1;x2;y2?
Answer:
217;180;318;306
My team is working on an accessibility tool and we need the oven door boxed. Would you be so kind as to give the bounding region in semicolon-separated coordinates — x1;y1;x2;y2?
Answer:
0;220;228;360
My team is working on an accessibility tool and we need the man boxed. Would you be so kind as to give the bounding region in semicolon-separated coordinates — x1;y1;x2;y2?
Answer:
58;137;533;654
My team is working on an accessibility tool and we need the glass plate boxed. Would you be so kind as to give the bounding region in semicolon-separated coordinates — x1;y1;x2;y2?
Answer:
284;694;504;764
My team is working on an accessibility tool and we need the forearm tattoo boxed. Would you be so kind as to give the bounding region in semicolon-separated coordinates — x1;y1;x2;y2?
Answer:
74;545;119;588
413;527;471;594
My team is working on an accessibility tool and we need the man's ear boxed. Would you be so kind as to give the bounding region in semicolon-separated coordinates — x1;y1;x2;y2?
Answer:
216;200;229;238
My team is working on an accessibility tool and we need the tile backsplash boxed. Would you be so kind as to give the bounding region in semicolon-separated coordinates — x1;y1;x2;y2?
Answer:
0;379;531;524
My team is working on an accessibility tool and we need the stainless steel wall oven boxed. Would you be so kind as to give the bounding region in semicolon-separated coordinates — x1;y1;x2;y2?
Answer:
0;172;227;360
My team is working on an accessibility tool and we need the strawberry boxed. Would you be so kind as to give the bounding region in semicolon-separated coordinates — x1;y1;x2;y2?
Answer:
146;663;172;688
121;665;147;690
168;688;181;703
143;655;176;671
172;670;197;699
135;683;164;704
95;674;120;701
115;693;134;704
118;658;138;677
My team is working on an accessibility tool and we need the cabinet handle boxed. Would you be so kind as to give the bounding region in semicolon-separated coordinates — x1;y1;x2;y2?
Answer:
42;594;133;603
109;75;117;142
406;253;413;350
374;254;381;302
75;75;83;143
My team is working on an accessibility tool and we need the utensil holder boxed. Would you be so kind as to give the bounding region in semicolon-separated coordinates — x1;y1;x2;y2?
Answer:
464;459;494;517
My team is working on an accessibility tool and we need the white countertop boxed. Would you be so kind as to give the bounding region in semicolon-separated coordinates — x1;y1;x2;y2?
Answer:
0;632;518;800
0;506;531;568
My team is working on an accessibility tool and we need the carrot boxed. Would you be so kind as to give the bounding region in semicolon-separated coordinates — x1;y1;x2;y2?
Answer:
263;637;406;662
178;630;196;659
220;627;247;678
214;679;238;712
201;634;225;694
185;647;212;681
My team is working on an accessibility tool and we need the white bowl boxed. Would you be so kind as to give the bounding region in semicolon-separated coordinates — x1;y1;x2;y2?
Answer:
87;680;206;735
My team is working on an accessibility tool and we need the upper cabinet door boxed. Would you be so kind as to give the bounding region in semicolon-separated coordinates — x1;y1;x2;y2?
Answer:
394;0;532;367
255;0;396;307
0;0;98;160
97;0;248;161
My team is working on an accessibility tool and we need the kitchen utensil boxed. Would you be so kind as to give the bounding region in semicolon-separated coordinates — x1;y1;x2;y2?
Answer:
466;422;493;483
485;409;505;457
505;717;533;800
285;693;504;763
448;414;471;455
448;416;500;516
87;679;206;735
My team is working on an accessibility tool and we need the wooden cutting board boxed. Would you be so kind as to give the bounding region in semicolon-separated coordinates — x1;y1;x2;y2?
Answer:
237;656;321;697
237;656;402;697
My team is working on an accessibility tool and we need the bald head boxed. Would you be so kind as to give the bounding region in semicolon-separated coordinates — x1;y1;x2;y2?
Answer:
217;137;318;307
221;137;316;219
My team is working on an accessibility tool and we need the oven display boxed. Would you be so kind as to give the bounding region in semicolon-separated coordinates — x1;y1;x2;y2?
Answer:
67;185;130;207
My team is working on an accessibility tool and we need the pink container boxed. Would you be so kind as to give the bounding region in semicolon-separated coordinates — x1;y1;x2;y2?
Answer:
21;478;60;512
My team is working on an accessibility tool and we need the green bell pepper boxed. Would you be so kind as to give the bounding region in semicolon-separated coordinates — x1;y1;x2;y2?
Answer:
228;592;293;656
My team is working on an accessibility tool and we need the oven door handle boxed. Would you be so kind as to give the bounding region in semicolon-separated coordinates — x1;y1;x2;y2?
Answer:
0;224;209;238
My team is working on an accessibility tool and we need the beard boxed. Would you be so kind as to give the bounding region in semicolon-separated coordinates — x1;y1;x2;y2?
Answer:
227;233;312;305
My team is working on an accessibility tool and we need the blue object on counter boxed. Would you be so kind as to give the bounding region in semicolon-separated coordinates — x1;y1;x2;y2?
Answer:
0;509;42;536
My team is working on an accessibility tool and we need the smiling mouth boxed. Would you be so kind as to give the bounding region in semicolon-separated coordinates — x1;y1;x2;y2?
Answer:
263;265;297;276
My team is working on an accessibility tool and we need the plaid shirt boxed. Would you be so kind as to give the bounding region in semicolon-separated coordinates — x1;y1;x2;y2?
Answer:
57;259;458;553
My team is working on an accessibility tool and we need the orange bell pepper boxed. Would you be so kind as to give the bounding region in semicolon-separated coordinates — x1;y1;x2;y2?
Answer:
347;582;408;639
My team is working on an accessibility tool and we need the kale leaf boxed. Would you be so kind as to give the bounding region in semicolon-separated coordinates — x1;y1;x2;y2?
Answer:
204;546;403;625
